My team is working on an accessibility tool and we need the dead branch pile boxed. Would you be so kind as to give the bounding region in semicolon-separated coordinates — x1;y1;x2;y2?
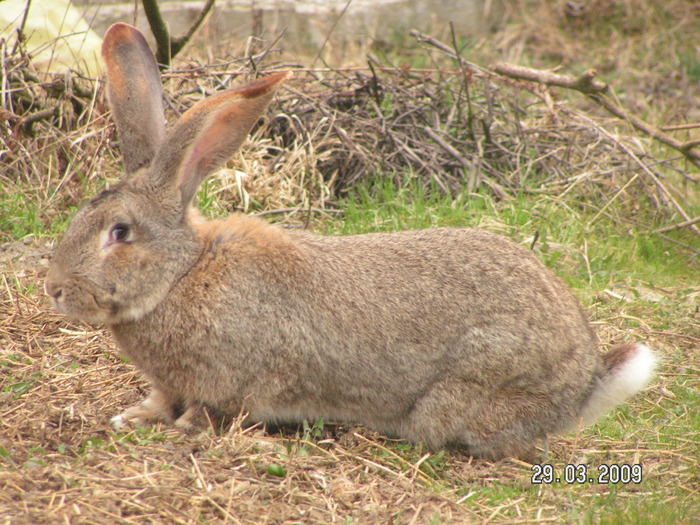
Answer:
1;30;697;235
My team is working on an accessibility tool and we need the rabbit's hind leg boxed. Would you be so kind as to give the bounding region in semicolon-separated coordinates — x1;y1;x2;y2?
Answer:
111;388;181;430
404;379;548;461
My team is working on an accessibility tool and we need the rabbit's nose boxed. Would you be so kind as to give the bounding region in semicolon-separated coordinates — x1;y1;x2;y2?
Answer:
45;279;63;300
45;263;67;298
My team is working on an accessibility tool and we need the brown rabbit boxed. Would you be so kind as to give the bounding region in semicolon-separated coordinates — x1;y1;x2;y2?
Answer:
45;23;656;460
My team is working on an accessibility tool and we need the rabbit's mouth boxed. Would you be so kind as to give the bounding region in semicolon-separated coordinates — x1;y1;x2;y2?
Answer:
46;276;119;324
51;291;109;324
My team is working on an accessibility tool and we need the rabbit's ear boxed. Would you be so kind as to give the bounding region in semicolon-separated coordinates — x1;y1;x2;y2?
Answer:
151;72;289;208
102;23;166;174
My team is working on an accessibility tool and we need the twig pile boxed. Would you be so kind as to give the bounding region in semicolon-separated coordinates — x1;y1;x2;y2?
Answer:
1;29;697;236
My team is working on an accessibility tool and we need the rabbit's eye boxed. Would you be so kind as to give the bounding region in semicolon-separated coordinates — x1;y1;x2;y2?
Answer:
110;223;131;243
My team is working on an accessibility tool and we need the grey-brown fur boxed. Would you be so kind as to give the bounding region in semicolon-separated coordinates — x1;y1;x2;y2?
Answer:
45;24;656;461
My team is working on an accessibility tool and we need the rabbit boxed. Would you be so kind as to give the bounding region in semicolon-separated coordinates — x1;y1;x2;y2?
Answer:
45;22;657;461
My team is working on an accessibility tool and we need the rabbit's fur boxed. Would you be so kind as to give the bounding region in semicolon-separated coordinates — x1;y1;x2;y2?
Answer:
45;23;656;460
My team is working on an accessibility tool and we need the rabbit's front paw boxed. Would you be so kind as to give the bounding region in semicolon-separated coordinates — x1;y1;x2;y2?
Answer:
111;389;174;431
110;412;141;431
110;404;160;430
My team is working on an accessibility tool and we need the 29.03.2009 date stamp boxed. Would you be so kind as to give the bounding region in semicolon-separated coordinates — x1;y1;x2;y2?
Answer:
531;464;643;485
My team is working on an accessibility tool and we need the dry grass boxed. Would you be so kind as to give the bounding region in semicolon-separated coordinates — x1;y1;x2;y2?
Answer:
1;257;698;524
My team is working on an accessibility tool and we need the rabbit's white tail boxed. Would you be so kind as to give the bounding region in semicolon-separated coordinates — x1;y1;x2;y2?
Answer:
578;343;657;427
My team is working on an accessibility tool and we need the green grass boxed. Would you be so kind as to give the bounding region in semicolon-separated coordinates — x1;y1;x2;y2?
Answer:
323;176;699;293
0;185;48;240
0;183;75;241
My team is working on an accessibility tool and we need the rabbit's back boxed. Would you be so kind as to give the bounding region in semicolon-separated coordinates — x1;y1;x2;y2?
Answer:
299;225;596;357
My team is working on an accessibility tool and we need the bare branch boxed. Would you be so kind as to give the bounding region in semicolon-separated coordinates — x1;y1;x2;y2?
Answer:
654;216;700;234
142;0;216;67
588;91;700;168
493;62;700;168
141;0;171;66
171;0;216;59
409;29;487;75
492;62;608;94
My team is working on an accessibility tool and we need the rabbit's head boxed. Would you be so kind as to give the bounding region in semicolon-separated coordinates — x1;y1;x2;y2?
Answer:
45;23;288;324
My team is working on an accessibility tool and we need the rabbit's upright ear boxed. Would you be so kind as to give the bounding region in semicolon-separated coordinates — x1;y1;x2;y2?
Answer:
102;23;166;174
151;72;290;208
